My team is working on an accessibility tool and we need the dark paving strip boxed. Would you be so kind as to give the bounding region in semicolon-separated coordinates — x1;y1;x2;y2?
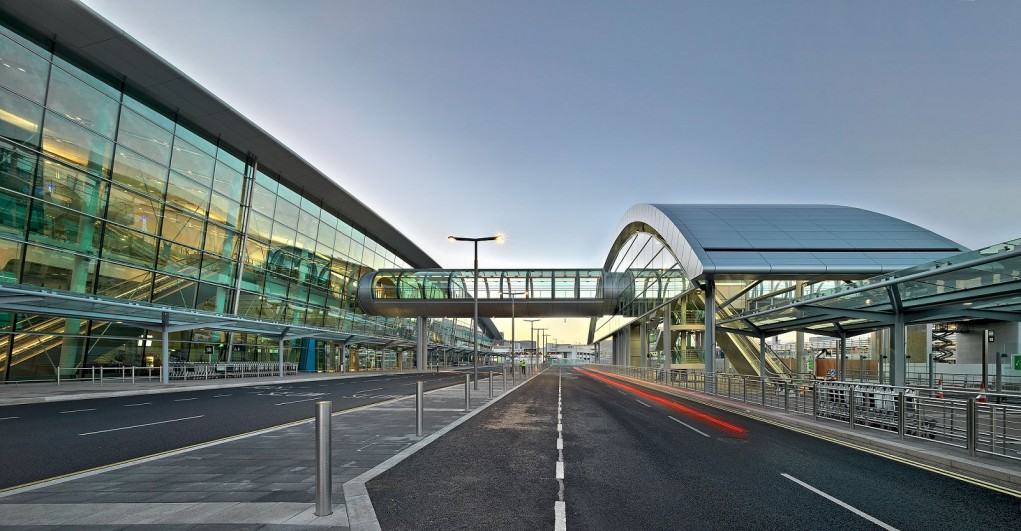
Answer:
368;372;558;531
0;368;500;490
567;368;1019;530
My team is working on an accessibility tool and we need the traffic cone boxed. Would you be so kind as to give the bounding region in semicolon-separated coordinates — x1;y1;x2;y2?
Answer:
934;377;943;399
977;393;988;403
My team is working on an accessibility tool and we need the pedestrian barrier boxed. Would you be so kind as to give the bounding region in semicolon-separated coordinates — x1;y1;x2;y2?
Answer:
592;364;1021;463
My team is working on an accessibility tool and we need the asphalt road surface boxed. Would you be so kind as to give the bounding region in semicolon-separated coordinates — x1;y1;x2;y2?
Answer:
370;368;1020;530
0;367;499;490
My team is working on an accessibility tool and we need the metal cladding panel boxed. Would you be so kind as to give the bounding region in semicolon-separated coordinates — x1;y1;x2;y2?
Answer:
609;204;967;280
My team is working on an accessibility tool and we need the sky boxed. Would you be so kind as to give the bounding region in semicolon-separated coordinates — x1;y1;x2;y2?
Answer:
83;0;1021;343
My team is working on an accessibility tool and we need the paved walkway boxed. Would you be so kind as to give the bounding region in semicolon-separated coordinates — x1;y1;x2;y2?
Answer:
0;367;477;406
0;371;527;529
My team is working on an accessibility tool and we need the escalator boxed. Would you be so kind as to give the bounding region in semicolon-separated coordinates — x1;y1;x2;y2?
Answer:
689;292;793;378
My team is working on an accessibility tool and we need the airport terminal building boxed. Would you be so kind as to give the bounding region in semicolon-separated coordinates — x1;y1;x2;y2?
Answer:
0;3;496;381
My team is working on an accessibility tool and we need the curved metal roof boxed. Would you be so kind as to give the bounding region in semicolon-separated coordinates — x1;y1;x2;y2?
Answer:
607;204;967;280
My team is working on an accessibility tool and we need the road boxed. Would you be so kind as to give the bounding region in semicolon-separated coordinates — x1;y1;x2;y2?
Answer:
0;368;499;490
370;367;1020;530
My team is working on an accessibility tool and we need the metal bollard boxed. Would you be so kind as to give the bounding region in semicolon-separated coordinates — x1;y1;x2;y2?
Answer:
464;374;470;411
91;366;95;383
489;371;493;398
56;368;60;385
812;385;819;420
131;366;135;384
502;366;507;392
967;397;977;457
416;381;424;437
897;391;905;439
314;400;332;517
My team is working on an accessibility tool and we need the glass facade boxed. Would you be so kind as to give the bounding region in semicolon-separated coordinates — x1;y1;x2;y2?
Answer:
0;20;489;381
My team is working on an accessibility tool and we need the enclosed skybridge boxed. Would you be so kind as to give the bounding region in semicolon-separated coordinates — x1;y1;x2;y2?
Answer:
357;269;630;317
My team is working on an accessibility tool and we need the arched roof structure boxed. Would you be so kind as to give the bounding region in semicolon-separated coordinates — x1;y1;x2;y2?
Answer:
605;204;967;280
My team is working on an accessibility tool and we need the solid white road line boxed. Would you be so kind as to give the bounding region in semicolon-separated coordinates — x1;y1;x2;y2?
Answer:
274;397;320;406
122;402;151;407
635;399;651;408
668;416;710;438
79;415;204;436
554;500;567;531
212;394;232;398
556;461;565;480
781;473;900;531
59;408;96;414
172;397;198;402
0;416;18;421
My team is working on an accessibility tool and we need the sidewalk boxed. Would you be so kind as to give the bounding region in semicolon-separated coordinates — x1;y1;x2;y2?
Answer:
0;367;475;406
590;368;1021;494
0;371;530;529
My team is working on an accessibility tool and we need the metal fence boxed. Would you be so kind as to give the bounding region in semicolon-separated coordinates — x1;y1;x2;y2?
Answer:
595;365;1021;463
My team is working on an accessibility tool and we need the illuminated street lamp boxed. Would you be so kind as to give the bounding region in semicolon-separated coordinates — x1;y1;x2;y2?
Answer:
448;233;503;389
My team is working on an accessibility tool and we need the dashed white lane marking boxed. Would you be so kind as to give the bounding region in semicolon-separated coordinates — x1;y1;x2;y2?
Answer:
0;416;19;421
555;371;566;530
59;408;96;414
274;397;320;406
123;402;151;407
781;473;900;531
635;399;651;408
213;394;232;398
554;500;567;531
173;397;198;402
668;415;710;438
79;415;204;436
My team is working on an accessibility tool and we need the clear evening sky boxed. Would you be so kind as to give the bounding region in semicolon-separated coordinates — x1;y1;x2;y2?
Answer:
83;0;1021;344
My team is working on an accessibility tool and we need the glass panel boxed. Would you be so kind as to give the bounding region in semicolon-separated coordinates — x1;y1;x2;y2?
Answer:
250;183;275;216
195;281;230;312
208;193;241;229
203;223;238;258
122;93;174;132
174;125;216;156
0;141;36;193
95;261;152;301
0;189;27;237
101;224;157;267
247;211;272;242
170;138;215;185
107;185;161;234
0;89;43;146
0;33;50;103
20;244;96;292
160;208;204;248
28;202;102;255
52;56;119;100
165;171;209;217
211;161;242;200
117;107;172;165
273;198;299;227
157;240;201;278
41;112;114;175
111;147;167;198
297;209;317;237
0;239;20;284
46;65;118;138
151;273;196;308
242;240;268;272
35;158;106;216
200;253;234;286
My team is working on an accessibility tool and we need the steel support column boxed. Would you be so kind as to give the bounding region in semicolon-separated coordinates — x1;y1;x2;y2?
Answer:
891;314;906;386
838;334;847;380
416;317;427;372
640;319;648;369
160;313;169;384
662;302;671;382
704;279;716;392
279;336;286;377
758;334;766;380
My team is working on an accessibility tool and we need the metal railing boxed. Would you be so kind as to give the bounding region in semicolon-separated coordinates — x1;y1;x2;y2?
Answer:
593;365;1021;463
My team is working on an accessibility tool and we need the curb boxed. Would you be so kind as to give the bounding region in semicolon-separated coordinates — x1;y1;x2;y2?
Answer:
590;368;1021;496
0;373;483;498
0;368;479;407
343;369;548;531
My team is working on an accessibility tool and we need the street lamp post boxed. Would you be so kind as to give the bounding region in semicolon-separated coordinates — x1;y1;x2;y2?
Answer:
534;326;548;374
502;290;528;379
448;234;503;389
